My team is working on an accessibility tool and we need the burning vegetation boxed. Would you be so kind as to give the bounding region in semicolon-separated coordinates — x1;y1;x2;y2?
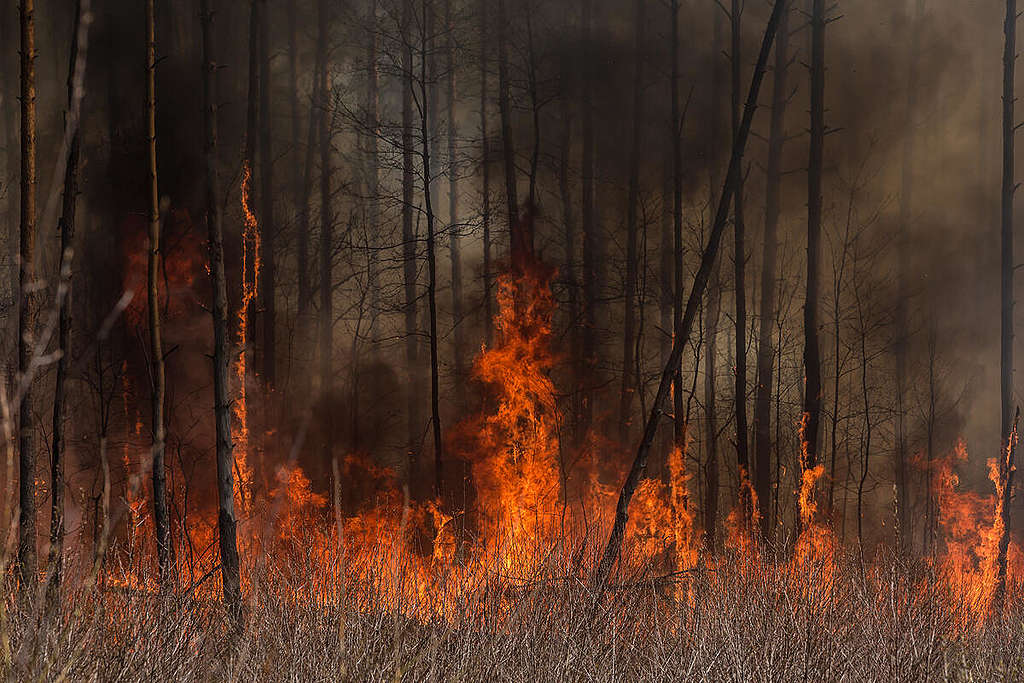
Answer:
2;0;1024;679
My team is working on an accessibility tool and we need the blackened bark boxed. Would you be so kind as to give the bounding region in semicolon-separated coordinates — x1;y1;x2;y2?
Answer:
402;0;420;484
259;0;276;386
620;0;645;444
447;0;465;408
146;0;173;586
802;0;826;503
581;0;597;439
995;0;1017;610
318;0;333;460
48;0;84;603
754;0;789;541
480;0;492;344
199;0;241;612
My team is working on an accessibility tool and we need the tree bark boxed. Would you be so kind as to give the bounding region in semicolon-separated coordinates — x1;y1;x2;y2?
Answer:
367;0;381;345
421;0;444;499
48;0;84;603
620;0;645;445
581;0;597;439
402;0;420;486
893;0;924;554
730;0;753;529
446;0;465;409
199;0;241;612
754;0;789;541
297;14;321;316
480;0;492;345
801;0;826;522
995;0;1017;610
597;0;785;589
318;0;333;460
498;0;525;264
146;0;173;586
259;0;276;387
16;0;38;591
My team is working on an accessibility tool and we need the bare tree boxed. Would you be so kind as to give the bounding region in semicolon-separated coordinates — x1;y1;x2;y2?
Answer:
146;0;173;586
619;0;646;444
318;0;333;463
754;0;790;539
16;0;38;590
800;0;826;527
199;0;241;613
446;0;466;409
995;0;1017;610
402;0;420;486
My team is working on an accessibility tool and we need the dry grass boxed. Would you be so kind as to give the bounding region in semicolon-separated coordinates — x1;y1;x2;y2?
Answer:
3;543;1023;682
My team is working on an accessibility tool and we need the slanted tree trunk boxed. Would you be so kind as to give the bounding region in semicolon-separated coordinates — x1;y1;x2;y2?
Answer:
146;0;173;586
995;0;1017;611
16;0;38;590
800;0;826;529
446;0;465;408
754;0;789;540
402;0;420;486
199;0;241;612
597;0;785;589
619;0;645;444
259;0;276;387
420;0;444;499
48;0;84;603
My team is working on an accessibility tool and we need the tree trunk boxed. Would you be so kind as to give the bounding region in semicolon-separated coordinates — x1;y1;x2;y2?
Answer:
259;0;276;387
297;19;321;316
892;0;924;555
730;0;753;530
421;0;444;499
245;0;259;175
16;0;38;591
597;0;785;589
318;0;333;461
581;0;596;439
800;0;826;528
402;0;420;486
995;0;1017;610
146;0;173;586
48;0;84;603
367;0;381;346
620;0;645;444
480;0;492;345
498;0;525;263
446;0;465;409
754;0;788;541
560;18;580;439
199;0;241;612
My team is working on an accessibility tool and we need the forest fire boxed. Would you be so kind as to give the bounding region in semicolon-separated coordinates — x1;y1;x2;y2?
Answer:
6;0;1024;678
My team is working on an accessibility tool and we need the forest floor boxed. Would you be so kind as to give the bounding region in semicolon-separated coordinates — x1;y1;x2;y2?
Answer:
3;546;1022;682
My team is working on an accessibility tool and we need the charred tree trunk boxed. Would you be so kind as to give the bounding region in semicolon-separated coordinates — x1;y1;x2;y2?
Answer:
480;0;492;344
730;0;753;529
199;0;241;612
754;0;789;541
620;0;645;444
48;0;84;602
801;0;826;527
498;0;525;262
995;0;1017;610
146;0;173;586
16;0;38;590
581;0;597;440
297;13;321;316
402;0;420;485
421;0;444;499
367;0;381;345
259;0;276;387
446;0;465;408
670;0;687;515
318;0;333;460
893;0;924;554
560;18;581;437
245;0;259;180
597;0;785;589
